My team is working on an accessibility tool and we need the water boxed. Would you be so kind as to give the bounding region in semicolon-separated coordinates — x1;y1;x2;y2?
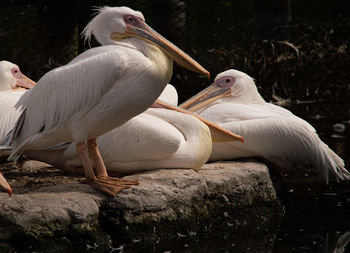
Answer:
271;101;350;253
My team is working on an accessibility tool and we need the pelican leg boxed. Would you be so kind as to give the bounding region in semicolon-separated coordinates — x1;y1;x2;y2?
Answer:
86;138;139;196
76;141;119;196
0;172;12;196
76;142;97;181
87;138;108;178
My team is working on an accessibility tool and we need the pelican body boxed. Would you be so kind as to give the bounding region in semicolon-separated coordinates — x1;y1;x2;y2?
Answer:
181;69;350;183
26;107;213;174
4;6;210;196
24;84;242;176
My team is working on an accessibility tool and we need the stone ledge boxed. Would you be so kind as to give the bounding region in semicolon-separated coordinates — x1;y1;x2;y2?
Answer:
0;160;282;251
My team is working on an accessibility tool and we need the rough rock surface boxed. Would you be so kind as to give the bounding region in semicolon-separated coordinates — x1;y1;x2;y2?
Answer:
0;159;282;251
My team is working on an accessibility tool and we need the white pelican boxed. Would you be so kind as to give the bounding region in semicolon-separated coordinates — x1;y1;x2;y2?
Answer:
0;60;35;195
24;84;242;176
3;6;211;196
180;69;350;183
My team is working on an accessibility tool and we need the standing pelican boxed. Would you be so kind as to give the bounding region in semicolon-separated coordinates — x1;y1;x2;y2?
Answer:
181;69;350;183
0;60;35;195
80;6;242;159
4;6;210;196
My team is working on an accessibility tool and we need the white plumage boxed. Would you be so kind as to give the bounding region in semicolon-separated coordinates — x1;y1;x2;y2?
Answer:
8;46;165;152
0;90;24;142
181;69;350;183
4;6;209;196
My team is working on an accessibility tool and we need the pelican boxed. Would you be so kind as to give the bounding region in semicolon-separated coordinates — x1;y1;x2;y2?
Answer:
0;60;35;195
180;69;350;183
3;6;211;196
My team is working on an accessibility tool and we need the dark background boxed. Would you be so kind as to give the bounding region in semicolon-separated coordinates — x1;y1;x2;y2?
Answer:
0;0;349;102
1;1;350;251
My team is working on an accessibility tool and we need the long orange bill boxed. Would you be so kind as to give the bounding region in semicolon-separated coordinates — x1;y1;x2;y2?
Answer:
180;80;231;112
154;99;243;143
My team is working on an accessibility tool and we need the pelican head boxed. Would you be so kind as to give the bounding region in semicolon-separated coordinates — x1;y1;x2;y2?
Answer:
83;6;210;77
0;61;35;91
180;69;265;112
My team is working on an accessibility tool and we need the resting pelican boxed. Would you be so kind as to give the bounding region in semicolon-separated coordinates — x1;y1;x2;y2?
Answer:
0;60;35;195
3;6;210;196
181;69;350;183
24;84;242;175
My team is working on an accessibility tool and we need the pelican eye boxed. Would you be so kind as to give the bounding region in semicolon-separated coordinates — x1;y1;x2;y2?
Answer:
124;15;140;26
11;67;19;75
217;76;235;88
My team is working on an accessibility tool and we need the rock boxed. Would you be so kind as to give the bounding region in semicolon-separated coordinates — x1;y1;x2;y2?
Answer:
0;159;282;251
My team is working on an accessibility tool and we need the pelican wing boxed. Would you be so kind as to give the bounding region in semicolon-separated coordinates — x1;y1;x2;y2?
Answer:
201;104;319;163
9;46;129;145
68;45;121;64
216;116;323;167
201;102;316;132
200;103;347;182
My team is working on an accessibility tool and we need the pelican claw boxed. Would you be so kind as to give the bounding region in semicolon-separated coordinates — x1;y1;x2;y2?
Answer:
92;177;138;197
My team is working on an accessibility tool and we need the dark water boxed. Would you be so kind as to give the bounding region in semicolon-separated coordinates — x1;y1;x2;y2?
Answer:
95;101;350;253
271;101;350;253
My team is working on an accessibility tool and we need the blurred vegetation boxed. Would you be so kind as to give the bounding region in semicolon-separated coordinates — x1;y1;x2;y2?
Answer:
0;0;349;102
181;17;350;103
176;0;350;102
